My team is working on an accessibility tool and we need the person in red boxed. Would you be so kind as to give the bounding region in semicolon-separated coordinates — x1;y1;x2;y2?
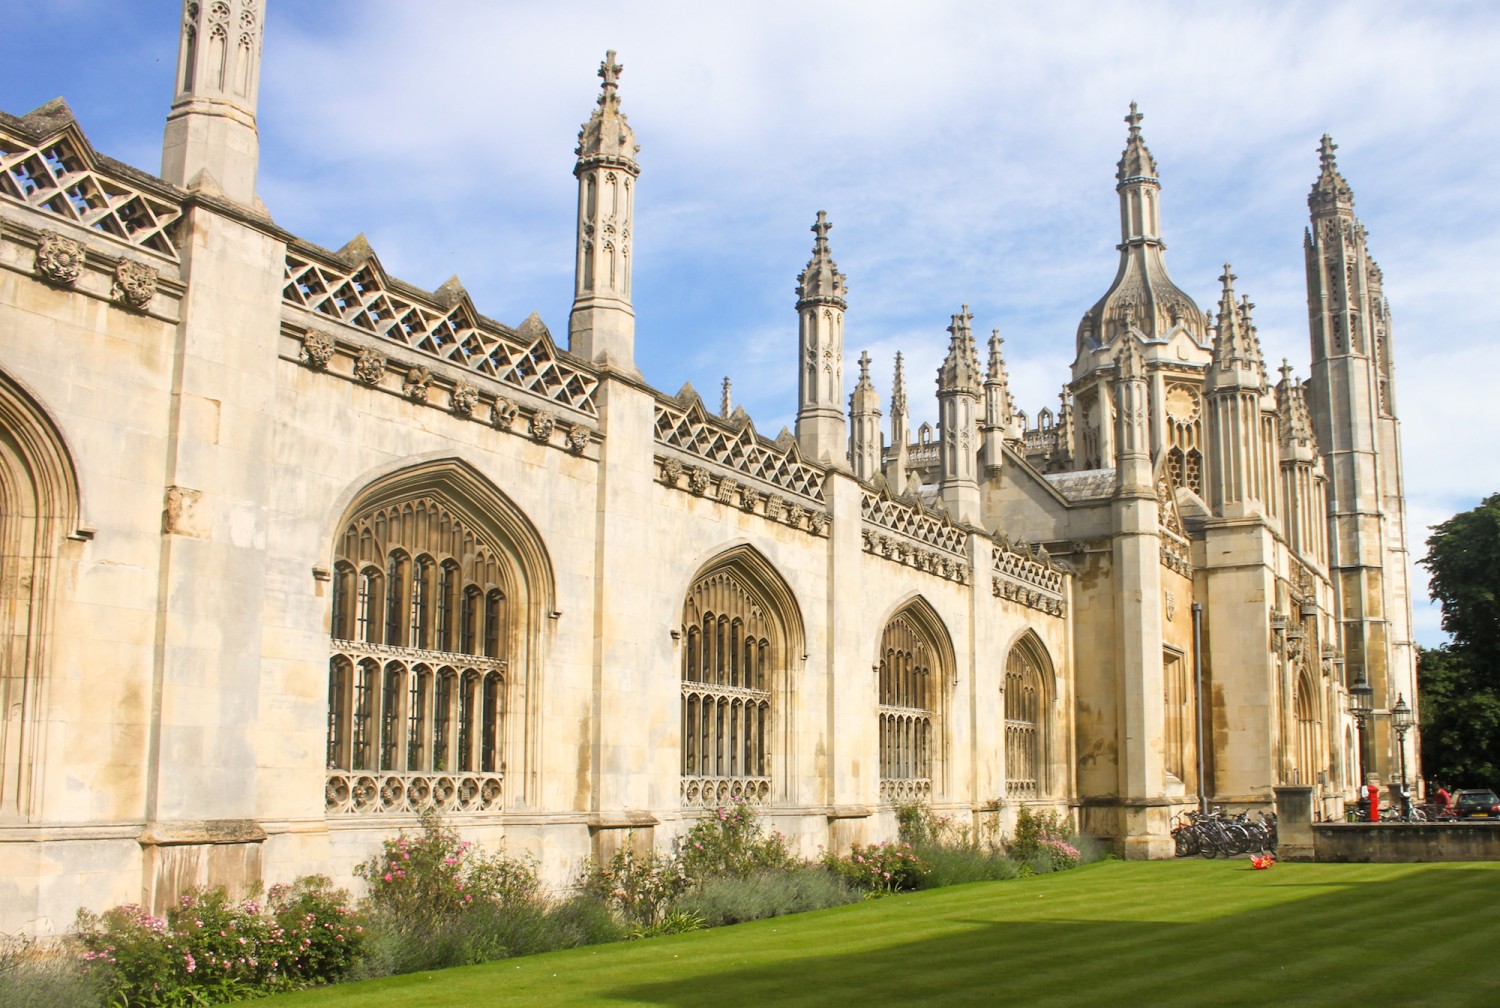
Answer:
1366;781;1381;822
1435;784;1452;816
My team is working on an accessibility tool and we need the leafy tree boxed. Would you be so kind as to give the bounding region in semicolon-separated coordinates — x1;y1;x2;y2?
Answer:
1418;493;1500;787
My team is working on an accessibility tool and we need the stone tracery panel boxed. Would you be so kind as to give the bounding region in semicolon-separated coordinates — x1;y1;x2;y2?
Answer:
1;125;183;259
284;249;599;415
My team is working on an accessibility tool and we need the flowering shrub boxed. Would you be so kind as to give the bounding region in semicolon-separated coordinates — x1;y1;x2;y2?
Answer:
73;878;361;1007
1008;807;1077;863
579;843;690;927
823;842;927;893
677;799;799;883
352;809;547;973
1036;838;1083;869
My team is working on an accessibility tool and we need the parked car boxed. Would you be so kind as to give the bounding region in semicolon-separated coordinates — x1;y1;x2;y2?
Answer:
1453;789;1500;819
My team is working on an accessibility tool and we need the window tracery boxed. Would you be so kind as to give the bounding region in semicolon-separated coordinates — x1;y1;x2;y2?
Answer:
326;495;509;814
1005;645;1044;797
879;613;938;803
681;569;775;808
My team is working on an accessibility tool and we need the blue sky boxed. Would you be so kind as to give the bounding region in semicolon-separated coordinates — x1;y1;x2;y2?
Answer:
4;1;1496;646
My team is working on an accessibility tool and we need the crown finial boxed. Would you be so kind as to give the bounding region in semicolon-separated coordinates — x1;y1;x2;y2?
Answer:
1125;101;1144;135
1279;358;1294;383
858;350;872;380
812;210;831;246
1319;134;1338;172
599;50;623;92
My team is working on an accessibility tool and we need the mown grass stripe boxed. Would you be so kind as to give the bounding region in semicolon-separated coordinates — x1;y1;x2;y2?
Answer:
259;861;1500;1008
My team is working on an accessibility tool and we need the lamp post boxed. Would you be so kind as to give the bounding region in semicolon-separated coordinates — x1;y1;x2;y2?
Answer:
1348;675;1374;788
1392;694;1414;819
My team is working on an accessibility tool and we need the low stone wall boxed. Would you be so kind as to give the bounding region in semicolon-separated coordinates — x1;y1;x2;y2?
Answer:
1312;822;1500;862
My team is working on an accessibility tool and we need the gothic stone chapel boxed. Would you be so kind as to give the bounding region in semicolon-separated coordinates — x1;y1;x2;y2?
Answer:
0;2;1418;933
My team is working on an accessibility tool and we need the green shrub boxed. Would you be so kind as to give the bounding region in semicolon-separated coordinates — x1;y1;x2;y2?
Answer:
677;799;801;883
578;843;690;927
823;842;927;893
73;879;362;1007
352;810;557;975
1008;807;1078;862
911;843;1022;888
674;867;859;926
0;932;106;1008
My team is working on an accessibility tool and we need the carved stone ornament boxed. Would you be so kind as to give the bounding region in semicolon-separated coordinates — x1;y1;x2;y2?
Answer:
566;424;589;454
718;478;739;505
740;486;761;513
807;511;829;536
765;496;786;521
491;397;519;430
1165;589;1177;622
35;231;84;286
688;466;711;496
530;410;556;443
301;330;336;370
110;258;158;310
353;349;386;385
451;382;479;417
661;457;683;486
403;366;433;401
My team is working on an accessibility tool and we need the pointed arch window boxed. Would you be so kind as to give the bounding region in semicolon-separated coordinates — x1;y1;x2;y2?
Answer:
878;610;945;804
1294;671;1322;787
327;491;517;815
681;557;796;809
1004;635;1053;799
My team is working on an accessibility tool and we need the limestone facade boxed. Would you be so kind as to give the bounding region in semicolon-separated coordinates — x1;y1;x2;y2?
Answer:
0;4;1417;934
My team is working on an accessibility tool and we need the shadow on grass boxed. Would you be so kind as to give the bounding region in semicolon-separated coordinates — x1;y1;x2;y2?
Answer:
598;866;1500;1008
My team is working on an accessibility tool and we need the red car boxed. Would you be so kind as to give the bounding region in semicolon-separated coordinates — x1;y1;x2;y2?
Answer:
1453;789;1500;819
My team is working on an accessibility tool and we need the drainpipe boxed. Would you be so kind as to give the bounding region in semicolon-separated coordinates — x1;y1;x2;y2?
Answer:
1192;601;1206;814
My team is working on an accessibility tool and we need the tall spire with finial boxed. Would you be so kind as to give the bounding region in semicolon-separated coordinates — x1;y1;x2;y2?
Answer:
848;351;883;481
569;50;641;371
720;376;732;418
982;329;1015;472
795;211;850;464
1302;132;1416;755
161;0;266;204
1205;266;1271;517
937;306;983;524
886;352;910;488
1072;103;1206;379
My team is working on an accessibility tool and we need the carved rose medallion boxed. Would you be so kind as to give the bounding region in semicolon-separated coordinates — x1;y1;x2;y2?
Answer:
529;410;556;443
35;231;84;286
111;259;158;310
353;349;386;385
402;366;433;401
302;330;336;370
451;382;479;417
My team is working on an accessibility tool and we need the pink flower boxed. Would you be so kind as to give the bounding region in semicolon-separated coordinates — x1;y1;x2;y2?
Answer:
383;873;393;882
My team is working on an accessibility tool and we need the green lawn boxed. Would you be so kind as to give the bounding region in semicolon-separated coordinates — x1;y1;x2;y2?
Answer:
258;860;1500;1007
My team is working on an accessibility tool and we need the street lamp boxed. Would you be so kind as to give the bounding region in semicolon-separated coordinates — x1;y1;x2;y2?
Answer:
1348;675;1374;787
1392;694;1415;818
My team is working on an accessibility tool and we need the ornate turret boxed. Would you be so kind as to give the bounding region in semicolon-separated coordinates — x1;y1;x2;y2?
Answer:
885;353;910;489
161;0;265;204
848;351;883;481
981;329;1016;472
1204;267;1271;517
1302;134;1417;783
1073;104;1205;371
569;50;641;371
795;212;849;464
1275;361;1326;561
937;306;982;524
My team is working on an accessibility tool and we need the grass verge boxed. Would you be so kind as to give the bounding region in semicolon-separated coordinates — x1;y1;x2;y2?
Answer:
255;860;1500;1007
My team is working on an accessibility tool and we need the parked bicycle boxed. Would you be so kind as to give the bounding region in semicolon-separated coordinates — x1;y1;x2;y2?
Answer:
1172;808;1276;858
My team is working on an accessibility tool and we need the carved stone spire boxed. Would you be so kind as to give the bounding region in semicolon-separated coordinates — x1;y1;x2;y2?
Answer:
938;306;982;523
1073;104;1205;370
886;352;910;488
982;329;1015;471
570;50;641;372
161;0;265;204
795;212;849;464
1113;334;1152;492
848;351;883;481
720;376;732;418
1308;134;1354;218
1208;266;1264;392
1205;267;1270;517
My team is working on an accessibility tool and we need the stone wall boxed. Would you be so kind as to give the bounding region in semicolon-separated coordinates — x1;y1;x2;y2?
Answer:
1312;823;1500;863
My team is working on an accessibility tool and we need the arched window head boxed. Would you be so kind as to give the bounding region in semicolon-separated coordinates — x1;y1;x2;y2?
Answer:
679;547;801;810
1005;637;1052;799
877;602;951;805
325;462;552;818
